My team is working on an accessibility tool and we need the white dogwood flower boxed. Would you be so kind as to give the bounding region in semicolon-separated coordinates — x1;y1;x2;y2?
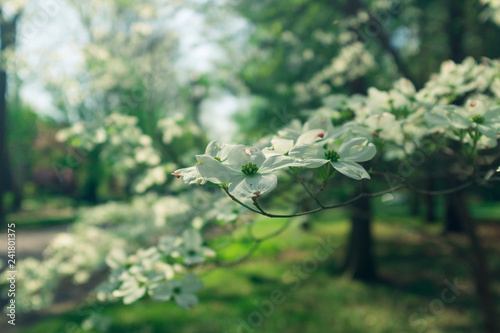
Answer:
173;140;236;185
196;145;302;199
447;100;500;138
263;129;327;156
148;273;203;309
426;100;500;138
289;137;376;180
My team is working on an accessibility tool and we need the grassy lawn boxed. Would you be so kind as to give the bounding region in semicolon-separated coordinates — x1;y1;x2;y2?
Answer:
18;203;500;333
5;196;77;228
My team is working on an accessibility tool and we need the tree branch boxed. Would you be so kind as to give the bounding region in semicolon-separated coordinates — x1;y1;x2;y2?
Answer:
224;172;500;219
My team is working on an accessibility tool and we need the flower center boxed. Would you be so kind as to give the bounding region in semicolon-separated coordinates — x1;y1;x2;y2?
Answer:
471;114;485;124
214;156;222;162
241;162;259;175
324;149;340;162
173;287;182;294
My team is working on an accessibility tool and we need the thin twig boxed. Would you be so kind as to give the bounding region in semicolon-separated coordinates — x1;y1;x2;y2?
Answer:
296;175;325;208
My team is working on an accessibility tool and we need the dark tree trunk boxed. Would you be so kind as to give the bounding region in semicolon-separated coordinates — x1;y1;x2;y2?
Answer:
423;174;436;223
448;0;465;63
0;11;20;227
81;150;101;204
341;195;376;281
339;50;376;281
5;149;24;212
460;197;499;333
443;191;466;233
409;192;419;216
0;50;6;227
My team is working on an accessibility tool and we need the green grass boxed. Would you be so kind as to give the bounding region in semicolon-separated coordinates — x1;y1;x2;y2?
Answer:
5;196;78;228
19;210;500;333
6;212;75;228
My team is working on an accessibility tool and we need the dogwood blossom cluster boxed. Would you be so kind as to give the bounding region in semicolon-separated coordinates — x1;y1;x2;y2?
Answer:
56;113;167;193
175;57;500;201
174;132;377;200
0;191;231;314
480;0;500;26
101;229;213;309
312;57;500;160
8;58;499;325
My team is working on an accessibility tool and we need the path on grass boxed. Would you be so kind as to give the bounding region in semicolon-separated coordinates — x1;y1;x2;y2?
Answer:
1;224;70;260
0;224;72;333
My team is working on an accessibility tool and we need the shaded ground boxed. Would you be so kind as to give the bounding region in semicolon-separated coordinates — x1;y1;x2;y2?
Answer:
0;224;70;260
5;212;500;333
0;212;74;333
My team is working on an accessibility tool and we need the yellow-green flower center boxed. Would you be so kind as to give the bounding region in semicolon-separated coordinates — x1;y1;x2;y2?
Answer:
471;114;485;124
325;149;340;162
242;162;259;175
214;156;222;162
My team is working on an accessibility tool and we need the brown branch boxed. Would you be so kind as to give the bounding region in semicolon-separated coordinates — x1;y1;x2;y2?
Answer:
297;174;325;208
224;172;500;219
226;184;406;219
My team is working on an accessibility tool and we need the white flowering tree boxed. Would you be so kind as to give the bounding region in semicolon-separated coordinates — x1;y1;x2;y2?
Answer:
23;0;217;203
3;1;500;333
172;57;500;332
7;57;499;332
227;0;500;291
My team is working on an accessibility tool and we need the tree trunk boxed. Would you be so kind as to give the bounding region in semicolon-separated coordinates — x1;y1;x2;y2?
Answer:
460;197;500;333
0;48;6;227
423;174;436;223
341;195;376;281
443;191;466;233
0;11;20;227
81;150;101;204
409;192;419;216
448;0;465;63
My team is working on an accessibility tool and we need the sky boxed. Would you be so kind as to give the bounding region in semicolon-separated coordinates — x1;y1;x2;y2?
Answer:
16;0;248;142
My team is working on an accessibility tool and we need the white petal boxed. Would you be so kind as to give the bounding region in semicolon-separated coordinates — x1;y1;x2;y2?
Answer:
205;140;223;157
478;124;498;139
228;174;277;199
195;155;242;184
289;145;329;168
484;108;500;123
122;284;146;305
466;99;487;115
259;155;304;173
271;138;294;154
448;112;472;129
296;129;327;146
173;166;200;185
338;138;377;162
425;111;449;126
300;159;331;168
289;144;325;160
226;145;266;169
332;160;370;180
218;143;236;161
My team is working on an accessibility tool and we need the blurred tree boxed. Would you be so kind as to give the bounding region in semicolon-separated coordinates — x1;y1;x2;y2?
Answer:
35;0;212;201
0;1;23;225
6;102;37;211
231;0;500;284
